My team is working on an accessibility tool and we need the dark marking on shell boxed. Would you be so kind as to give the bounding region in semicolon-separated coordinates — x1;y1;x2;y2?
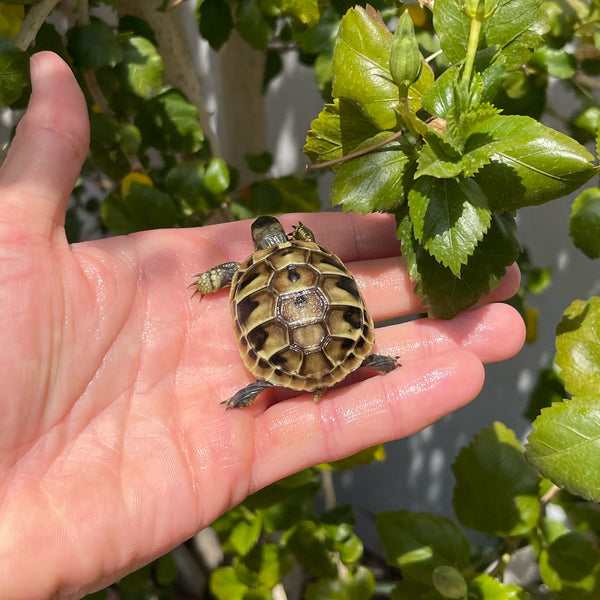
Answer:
270;351;288;366
248;349;257;362
336;275;360;299
294;294;308;308
237;296;259;326
343;307;362;329
320;255;345;270
248;327;268;351
341;337;354;350
287;265;300;282
258;358;270;369
356;338;365;349
238;271;260;291
279;247;295;256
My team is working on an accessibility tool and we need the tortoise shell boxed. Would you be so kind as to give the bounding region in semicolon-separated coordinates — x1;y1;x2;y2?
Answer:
230;237;375;393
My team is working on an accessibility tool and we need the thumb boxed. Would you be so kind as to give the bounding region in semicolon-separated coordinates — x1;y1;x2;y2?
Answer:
0;51;90;241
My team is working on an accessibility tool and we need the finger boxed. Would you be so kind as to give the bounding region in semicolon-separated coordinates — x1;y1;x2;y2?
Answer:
250;348;484;490
185;212;402;270
372;302;525;365
0;52;89;240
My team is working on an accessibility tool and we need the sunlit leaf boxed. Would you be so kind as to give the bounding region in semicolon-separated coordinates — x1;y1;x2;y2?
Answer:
409;176;491;276
570;188;600;259
376;510;469;584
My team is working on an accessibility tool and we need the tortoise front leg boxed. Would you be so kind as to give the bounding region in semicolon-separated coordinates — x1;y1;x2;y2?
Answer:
361;353;401;374
221;380;275;410
191;261;240;299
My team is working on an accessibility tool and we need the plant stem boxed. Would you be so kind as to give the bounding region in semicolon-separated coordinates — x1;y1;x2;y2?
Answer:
321;469;337;511
14;0;61;50
462;16;483;87
307;129;406;170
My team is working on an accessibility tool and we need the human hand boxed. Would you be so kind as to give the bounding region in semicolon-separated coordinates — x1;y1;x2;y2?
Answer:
0;52;525;599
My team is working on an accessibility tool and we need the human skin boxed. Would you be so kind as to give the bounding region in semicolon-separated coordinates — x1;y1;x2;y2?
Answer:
0;52;525;599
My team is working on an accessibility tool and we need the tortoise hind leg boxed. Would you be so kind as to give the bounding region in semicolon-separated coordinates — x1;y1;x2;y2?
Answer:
191;261;240;299
361;354;400;374
222;380;275;410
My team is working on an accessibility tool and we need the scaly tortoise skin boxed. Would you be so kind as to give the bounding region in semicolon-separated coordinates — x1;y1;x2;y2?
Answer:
192;216;399;409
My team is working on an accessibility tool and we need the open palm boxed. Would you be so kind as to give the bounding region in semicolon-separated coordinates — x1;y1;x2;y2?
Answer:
0;53;525;600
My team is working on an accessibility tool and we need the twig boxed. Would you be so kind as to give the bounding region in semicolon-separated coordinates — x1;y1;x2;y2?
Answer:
307;129;406;170
14;0;61;51
425;49;443;63
540;483;561;506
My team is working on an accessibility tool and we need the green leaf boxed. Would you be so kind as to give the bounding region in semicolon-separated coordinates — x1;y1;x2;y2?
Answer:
570;188;600;260
453;422;541;536
432;566;467;599
556;297;600;397
256;485;317;532
472;115;599;210
285;526;334;578
245;152;273;174
0;4;23;39
136;89;204;154
118;123;141;155
332;6;398;130
376;510;469;584
236;0;274;50
434;0;547;68
409;176;492;276
335;533;363;564
304;99;381;165
0;39;28;106
245;176;320;214
390;578;444;600
204;158;230;195
101;193;139;234
197;0;234;50
89;113;130;181
331;132;415;213
305;566;375;600
121;181;180;230
319;444;385;471
226;512;262;556
244;468;321;511
398;210;521;318
532;46;577;79
67;20;123;70
155;553;178;586
247;544;292;589
539;531;600;595
526;396;600;502
468;573;529;599
165;160;209;211
118;36;163;99
286;521;338;578
210;567;249;600
281;0;323;26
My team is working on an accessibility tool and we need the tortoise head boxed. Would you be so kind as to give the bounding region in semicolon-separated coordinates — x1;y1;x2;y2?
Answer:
251;216;287;250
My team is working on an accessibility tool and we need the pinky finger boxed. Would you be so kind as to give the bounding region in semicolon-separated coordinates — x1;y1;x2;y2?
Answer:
250;349;484;491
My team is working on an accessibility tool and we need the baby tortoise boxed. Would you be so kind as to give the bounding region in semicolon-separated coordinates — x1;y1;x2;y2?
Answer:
192;216;399;409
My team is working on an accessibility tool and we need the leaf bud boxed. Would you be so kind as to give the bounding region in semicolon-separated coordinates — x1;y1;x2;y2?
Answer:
464;0;498;20
389;11;423;92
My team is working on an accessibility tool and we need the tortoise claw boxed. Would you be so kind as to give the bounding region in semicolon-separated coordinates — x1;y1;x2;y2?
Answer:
221;380;275;410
